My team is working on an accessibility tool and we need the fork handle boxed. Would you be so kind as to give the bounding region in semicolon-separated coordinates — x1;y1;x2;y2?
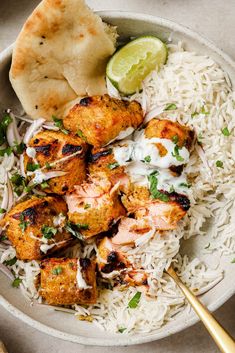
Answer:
167;266;235;353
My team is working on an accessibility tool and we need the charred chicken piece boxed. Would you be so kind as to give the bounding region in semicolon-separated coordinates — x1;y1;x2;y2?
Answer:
97;237;129;274
97;236;148;287
24;130;88;194
122;185;190;231
65;173;126;239
40;257;97;305
63;94;143;147
145;118;194;150
1;196;72;260
88;146;130;193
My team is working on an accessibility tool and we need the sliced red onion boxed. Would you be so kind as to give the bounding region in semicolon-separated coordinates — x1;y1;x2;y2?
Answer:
32;188;47;196
7;176;14;211
41;150;82;169
0;263;14;280
28;170;68;187
19;154;26;177
23;118;45;144
6;114;22;146
106;77;121;99
144;106;165;123
42;123;59;131
0;183;9;220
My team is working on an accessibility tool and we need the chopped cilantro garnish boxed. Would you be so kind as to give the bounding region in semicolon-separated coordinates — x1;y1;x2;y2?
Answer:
107;162;119;170
165;103;177;111
41;181;49;189
84;204;91;210
0;114;13;145
14;142;26;154
45;162;52;170
19;214;29;233
191;112;199;118
179;182;191;188
197;132;203;142
4;256;17;266
216;160;224;169
65;221;84;241
128;292;141;309
26;163;40;172
0;208;6;214
0;234;7;241
201;106;209;115
76;223;89;230
0;146;13;156
12;277;22;288
118;327;126;333
11;173;25;186
231;258;235;263
52;116;69;135
169;185;175;193
41;225;57;239
205;243;210;249
143;155;151;163
77;129;87;141
11;173;27;196
148;172;169;202
52;266;63;275
221;127;230;136
172;135;179;144
171;145;184;162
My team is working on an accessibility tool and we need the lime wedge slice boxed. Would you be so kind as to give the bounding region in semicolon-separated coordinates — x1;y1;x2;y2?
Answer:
106;36;168;95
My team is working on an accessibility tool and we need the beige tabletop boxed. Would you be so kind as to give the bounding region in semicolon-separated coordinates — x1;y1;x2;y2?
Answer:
0;1;235;352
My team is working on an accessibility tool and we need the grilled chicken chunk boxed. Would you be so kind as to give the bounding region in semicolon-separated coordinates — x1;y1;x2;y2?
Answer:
65;173;126;239
97;237;147;286
40;257;97;305
63;94;143;147
122;186;190;230
24;130;88;194
145;118;194;150
1;196;73;260
112;217;153;245
97;237;129;274
88;146;130;193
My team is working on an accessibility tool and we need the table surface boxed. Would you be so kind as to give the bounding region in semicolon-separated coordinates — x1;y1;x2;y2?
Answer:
0;1;235;352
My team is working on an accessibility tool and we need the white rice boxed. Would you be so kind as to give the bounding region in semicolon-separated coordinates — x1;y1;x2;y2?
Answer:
1;41;235;334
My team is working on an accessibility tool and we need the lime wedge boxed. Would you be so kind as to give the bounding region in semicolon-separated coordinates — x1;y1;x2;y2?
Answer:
106;36;168;95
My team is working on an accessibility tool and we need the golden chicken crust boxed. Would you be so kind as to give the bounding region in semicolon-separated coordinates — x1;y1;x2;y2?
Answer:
145;118;194;149
40;257;97;305
63;94;143;147
66;174;126;238
121;185;190;230
1;196;73;260
24;130;88;194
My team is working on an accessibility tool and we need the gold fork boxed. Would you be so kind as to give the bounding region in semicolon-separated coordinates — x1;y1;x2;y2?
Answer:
166;266;235;353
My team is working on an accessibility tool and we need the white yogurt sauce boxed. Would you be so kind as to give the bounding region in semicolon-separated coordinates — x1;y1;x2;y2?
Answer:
76;260;91;290
26;147;36;159
133;131;189;168
113;141;134;166
116;127;134;140
113;129;190;195
113;131;189;170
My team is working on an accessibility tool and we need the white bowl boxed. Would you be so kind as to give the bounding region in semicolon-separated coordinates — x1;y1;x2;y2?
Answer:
0;11;235;346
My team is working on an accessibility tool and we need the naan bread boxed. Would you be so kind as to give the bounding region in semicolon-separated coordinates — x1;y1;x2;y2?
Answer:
9;0;117;120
